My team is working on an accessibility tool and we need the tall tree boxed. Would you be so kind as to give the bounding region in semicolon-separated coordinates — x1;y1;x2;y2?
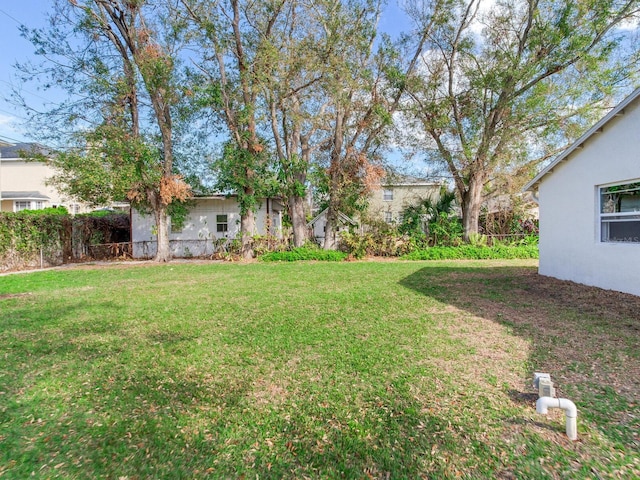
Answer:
182;0;288;259
17;0;190;261
263;0;334;247
405;0;640;240
316;0;432;249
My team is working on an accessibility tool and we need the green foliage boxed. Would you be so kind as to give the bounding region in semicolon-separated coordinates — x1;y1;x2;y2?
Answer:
251;235;289;257
15;207;69;216
0;212;70;264
339;230;423;259
47;126;160;209
405;0;640;238
402;245;539;261
77;209;119;218
213;140;277;216
260;247;347;262
428;212;464;246
167;200;193;232
399;188;460;244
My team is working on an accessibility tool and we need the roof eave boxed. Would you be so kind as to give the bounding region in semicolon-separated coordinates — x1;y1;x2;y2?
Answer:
523;86;640;192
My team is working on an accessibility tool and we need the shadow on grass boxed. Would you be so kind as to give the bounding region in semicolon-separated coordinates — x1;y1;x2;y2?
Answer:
0;367;506;478
399;264;640;449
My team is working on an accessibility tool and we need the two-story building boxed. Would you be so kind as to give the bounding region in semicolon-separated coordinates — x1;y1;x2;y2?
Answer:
368;179;443;225
308;177;444;244
0;142;87;213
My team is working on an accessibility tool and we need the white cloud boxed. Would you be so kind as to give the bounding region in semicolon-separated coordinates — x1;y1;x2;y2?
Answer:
469;0;497;35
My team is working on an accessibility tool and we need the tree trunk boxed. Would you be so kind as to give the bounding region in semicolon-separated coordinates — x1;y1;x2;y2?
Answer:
323;207;338;250
240;196;255;260
323;187;340;250
289;193;307;248
155;205;171;262
461;174;484;242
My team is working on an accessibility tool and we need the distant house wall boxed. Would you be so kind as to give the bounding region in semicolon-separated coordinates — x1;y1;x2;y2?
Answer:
132;197;283;258
0;158;89;213
536;94;640;296
368;184;441;224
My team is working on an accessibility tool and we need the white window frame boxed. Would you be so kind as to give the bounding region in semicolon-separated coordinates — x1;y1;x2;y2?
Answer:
599;180;640;244
383;189;393;201
384;211;393;224
15;201;30;212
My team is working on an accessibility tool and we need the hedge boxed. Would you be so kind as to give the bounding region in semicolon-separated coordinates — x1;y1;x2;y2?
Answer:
401;244;539;260
260;247;348;262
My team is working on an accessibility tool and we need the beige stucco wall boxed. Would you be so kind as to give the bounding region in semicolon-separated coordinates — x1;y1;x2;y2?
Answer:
0;159;89;213
537;96;640;297
368;184;441;223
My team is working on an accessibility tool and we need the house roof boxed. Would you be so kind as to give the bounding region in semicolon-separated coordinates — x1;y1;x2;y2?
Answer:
0;142;50;160
382;172;442;187
1;191;51;201
307;208;358;227
524;86;640;192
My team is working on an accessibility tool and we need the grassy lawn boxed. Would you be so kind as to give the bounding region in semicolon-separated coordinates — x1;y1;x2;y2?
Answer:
1;259;638;479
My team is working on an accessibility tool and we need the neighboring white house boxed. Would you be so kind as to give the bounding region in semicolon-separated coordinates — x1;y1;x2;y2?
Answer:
524;87;640;297
307;208;359;245
132;195;284;258
0;142;89;214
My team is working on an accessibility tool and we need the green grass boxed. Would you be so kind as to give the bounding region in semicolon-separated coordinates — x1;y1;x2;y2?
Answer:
0;260;638;479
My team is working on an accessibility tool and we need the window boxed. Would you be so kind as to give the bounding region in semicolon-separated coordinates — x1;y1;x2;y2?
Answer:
35;201;44;210
15;201;30;211
384;211;393;224
216;214;229;233
600;181;640;243
383;189;393;201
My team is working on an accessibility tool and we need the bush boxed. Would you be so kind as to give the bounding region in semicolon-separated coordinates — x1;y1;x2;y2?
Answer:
260;247;348;262
251;235;289;256
18;206;69;216
339;230;427;258
0;211;72;270
401;244;539;260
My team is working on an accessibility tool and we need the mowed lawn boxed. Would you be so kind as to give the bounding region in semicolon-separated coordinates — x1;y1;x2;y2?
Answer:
0;260;638;479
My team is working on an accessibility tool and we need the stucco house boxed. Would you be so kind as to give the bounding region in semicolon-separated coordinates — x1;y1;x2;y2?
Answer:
132;195;284;258
0;142;89;214
368;179;442;225
307;178;443;245
524;87;640;296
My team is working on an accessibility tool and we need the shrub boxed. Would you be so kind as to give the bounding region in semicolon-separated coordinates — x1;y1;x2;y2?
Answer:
401;244;539;260
339;231;422;258
0;211;72;270
251;235;289;256
260;247;347;262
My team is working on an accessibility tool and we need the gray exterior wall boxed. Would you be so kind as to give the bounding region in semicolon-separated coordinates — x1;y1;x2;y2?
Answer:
132;197;283;258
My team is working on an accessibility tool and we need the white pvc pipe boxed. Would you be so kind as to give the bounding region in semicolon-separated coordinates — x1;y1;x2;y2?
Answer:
536;396;578;440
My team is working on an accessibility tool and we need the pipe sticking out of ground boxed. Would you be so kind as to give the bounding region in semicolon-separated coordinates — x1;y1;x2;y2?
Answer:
536;396;578;440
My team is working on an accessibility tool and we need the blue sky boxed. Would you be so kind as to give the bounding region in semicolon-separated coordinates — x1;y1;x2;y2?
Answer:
0;1;51;144
0;1;412;145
